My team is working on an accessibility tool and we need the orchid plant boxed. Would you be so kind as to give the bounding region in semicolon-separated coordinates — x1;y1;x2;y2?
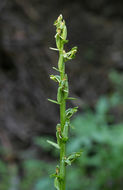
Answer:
47;14;82;190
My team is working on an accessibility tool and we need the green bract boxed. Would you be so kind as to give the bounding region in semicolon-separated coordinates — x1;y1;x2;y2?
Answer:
48;14;81;190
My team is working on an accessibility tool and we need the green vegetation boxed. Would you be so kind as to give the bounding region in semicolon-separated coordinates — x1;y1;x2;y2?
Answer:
0;94;122;190
66;97;123;190
0;21;123;190
48;14;81;190
37;73;123;190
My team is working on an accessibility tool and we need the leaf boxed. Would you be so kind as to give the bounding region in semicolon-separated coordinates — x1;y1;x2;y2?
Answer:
52;67;60;72
49;47;59;51
50;173;58;178
66;97;77;100
63;39;69;44
48;99;60;104
47;140;60;149
54;177;60;190
34;136;53;151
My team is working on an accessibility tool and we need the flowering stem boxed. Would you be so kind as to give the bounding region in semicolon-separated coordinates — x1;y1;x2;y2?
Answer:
48;14;81;190
59;51;66;190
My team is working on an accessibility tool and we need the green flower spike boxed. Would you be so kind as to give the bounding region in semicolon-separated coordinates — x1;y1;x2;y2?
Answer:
48;14;81;190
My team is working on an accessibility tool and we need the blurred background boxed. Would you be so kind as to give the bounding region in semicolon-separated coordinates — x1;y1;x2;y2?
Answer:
0;0;123;189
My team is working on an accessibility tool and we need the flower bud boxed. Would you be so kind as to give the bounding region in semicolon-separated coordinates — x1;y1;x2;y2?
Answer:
62;24;67;40
56;34;61;49
54;14;63;27
57;14;63;22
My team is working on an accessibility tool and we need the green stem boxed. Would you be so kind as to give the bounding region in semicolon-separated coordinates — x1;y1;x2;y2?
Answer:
60;142;66;190
60;100;66;190
59;49;66;190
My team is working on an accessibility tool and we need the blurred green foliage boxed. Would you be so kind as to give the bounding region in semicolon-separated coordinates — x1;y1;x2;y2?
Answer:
0;70;123;190
66;97;123;190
